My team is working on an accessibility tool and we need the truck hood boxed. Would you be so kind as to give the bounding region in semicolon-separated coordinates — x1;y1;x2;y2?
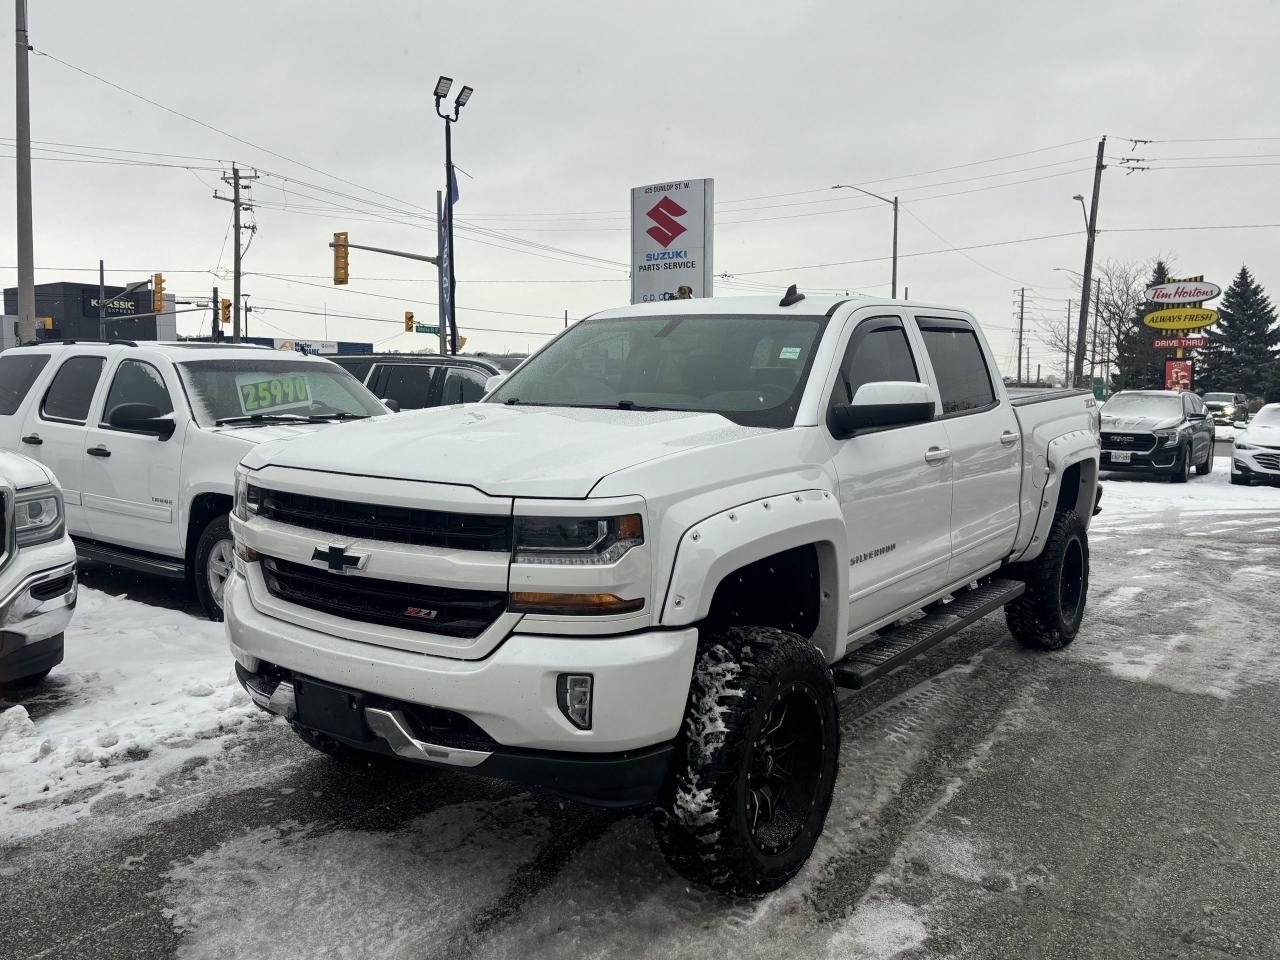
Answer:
0;449;55;490
1100;414;1183;433
242;404;769;498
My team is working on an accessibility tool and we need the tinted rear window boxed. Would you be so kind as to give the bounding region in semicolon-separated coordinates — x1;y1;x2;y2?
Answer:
41;356;106;423
918;323;996;415
0;353;50;416
377;365;438;409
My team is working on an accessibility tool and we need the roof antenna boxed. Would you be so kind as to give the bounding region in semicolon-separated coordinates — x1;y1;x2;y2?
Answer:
779;283;805;307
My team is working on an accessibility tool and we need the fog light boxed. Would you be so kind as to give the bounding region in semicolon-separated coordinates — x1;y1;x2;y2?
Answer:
557;674;593;730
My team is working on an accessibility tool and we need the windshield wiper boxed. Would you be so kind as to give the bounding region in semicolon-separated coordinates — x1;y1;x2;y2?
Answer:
215;413;314;426
306;412;368;422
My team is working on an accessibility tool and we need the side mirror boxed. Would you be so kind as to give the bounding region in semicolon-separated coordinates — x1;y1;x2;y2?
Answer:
107;402;176;440
1187;411;1206;421
382;398;401;413
829;381;935;439
484;374;506;394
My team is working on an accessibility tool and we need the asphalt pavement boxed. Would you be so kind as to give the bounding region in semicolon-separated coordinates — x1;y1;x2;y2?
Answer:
3;471;1279;959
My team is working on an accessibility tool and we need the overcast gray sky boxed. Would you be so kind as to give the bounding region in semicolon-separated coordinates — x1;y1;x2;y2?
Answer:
3;0;1279;375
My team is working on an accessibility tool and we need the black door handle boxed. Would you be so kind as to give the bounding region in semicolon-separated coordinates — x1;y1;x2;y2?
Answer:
87;445;111;458
20;434;42;446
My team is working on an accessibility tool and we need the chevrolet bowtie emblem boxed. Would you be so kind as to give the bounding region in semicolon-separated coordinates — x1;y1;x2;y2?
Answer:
312;543;367;574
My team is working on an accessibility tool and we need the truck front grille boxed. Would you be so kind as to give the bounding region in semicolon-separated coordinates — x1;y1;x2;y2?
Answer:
1101;432;1157;454
257;488;512;552
0;488;9;572
260;555;506;638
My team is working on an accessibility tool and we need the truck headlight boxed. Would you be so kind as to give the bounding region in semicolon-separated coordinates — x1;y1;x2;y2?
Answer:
513;514;643;565
233;472;261;521
14;484;64;547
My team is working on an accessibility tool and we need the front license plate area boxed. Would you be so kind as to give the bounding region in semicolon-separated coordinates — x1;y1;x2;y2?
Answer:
1110;451;1132;463
294;677;372;742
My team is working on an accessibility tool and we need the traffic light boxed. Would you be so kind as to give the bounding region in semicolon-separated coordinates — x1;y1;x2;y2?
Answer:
404;311;414;332
220;299;232;325
152;273;166;314
333;231;349;285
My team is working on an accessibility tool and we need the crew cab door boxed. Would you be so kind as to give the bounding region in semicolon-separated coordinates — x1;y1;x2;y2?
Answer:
20;353;109;536
79;358;188;555
829;314;953;631
912;315;1021;579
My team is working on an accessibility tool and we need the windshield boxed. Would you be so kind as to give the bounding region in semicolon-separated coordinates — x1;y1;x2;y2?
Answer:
1102;393;1184;419
1204;393;1236;403
177;358;388;426
1252;405;1280;426
487;314;826;428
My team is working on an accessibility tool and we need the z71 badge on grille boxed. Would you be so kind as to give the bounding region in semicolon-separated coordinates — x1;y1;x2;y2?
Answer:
403;607;439;621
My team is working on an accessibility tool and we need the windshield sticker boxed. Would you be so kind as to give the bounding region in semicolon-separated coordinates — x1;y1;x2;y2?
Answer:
235;373;312;414
779;346;802;360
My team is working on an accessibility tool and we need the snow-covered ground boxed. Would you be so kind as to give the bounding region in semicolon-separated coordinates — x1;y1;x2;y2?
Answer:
0;587;264;840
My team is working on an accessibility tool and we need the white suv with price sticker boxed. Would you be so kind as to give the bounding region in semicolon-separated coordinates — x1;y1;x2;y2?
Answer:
0;341;389;619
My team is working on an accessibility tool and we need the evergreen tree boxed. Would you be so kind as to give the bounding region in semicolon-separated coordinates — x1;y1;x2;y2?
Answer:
1199;266;1279;396
1111;260;1171;391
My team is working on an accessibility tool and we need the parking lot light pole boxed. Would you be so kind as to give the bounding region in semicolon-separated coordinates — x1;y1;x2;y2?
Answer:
435;77;473;354
832;184;898;298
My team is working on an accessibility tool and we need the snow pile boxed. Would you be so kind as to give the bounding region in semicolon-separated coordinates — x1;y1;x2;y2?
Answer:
1096;457;1280;521
0;585;266;840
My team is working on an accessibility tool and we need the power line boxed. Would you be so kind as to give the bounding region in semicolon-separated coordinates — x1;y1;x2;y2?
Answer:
728;230;1084;277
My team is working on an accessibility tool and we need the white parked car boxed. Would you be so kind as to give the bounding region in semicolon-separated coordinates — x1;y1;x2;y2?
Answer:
1;449;77;688
1231;403;1280;485
226;291;1102;895
0;341;390;619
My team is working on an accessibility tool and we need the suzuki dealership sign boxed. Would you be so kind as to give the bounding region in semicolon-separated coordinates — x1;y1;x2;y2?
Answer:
630;179;714;304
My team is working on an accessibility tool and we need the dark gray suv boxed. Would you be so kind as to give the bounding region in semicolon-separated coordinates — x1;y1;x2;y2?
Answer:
1100;390;1216;482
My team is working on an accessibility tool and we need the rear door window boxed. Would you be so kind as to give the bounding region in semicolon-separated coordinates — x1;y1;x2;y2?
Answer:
916;319;996;416
441;368;489;404
41;355;107;424
0;353;50;416
376;364;439;410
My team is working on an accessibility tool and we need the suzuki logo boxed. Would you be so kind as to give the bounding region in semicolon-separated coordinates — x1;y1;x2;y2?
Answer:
311;543;367;574
645;196;688;248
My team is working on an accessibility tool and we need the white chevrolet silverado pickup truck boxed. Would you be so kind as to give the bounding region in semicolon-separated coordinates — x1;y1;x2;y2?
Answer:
0;341;390;619
226;290;1102;895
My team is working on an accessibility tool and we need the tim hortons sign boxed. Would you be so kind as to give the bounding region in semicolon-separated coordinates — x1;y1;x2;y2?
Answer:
1144;280;1222;305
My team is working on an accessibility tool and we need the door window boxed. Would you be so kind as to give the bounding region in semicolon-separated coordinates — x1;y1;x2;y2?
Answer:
441;368;489;404
831;317;919;409
376;365;438;409
40;355;106;424
917;320;996;416
0;353;50;416
101;360;174;425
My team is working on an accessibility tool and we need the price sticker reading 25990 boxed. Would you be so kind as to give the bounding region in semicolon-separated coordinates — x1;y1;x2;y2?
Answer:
236;374;312;414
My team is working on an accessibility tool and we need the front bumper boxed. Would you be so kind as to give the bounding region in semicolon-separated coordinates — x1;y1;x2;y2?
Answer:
1100;445;1183;473
225;571;698;801
0;544;77;682
1232;448;1280;484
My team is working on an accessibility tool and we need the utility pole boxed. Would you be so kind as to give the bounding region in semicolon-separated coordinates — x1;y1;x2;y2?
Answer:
890;196;899;299
436;190;447;356
215;165;258;343
1074;137;1107;387
14;0;36;345
211;285;219;340
1017;287;1026;385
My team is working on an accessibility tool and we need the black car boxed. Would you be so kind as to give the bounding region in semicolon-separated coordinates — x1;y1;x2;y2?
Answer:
1202;391;1249;427
323;354;524;410
1099;390;1216;482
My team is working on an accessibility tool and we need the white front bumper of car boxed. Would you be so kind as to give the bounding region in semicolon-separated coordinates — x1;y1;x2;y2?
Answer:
224;570;697;753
